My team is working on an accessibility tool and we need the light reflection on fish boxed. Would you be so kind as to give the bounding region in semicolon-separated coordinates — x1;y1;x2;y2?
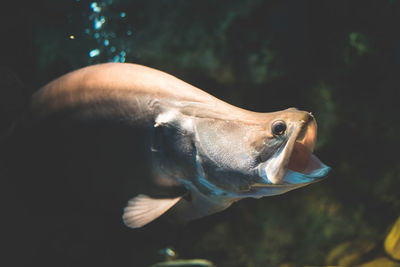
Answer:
13;63;330;228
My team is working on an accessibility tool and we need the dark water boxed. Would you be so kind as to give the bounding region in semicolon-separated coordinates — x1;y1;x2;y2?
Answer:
1;0;400;266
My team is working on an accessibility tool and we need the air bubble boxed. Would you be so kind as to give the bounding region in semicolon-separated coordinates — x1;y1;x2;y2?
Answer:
89;49;100;57
90;2;101;13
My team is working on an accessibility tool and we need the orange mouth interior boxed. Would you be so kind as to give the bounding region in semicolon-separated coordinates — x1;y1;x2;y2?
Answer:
287;120;323;175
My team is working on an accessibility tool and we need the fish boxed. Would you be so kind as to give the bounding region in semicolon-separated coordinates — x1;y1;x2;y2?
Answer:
1;63;330;229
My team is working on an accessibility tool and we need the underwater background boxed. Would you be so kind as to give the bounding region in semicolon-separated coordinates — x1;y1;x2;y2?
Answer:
1;0;400;266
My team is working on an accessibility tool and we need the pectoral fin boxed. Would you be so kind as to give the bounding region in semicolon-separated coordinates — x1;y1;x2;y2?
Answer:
122;194;182;228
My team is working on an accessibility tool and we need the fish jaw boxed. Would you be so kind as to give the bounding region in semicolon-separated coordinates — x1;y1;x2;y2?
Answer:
254;113;330;192
284;117;331;184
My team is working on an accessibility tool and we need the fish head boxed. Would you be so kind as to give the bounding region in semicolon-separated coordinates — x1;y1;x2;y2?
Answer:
249;107;330;196
193;107;330;198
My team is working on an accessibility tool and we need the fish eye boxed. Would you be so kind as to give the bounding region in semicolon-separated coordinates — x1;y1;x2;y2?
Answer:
271;120;286;136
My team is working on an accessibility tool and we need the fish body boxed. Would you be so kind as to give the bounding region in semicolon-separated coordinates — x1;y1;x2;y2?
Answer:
5;63;330;228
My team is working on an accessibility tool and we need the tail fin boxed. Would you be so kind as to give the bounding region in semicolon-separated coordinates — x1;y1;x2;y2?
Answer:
0;66;27;144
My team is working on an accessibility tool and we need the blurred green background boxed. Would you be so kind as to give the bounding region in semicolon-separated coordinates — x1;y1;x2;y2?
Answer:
1;0;400;266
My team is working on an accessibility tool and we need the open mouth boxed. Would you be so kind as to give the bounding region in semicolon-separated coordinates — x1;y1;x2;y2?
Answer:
285;118;330;184
288;118;318;174
254;114;330;188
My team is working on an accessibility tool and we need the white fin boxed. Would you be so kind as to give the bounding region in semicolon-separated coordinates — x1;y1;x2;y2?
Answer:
122;194;182;228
